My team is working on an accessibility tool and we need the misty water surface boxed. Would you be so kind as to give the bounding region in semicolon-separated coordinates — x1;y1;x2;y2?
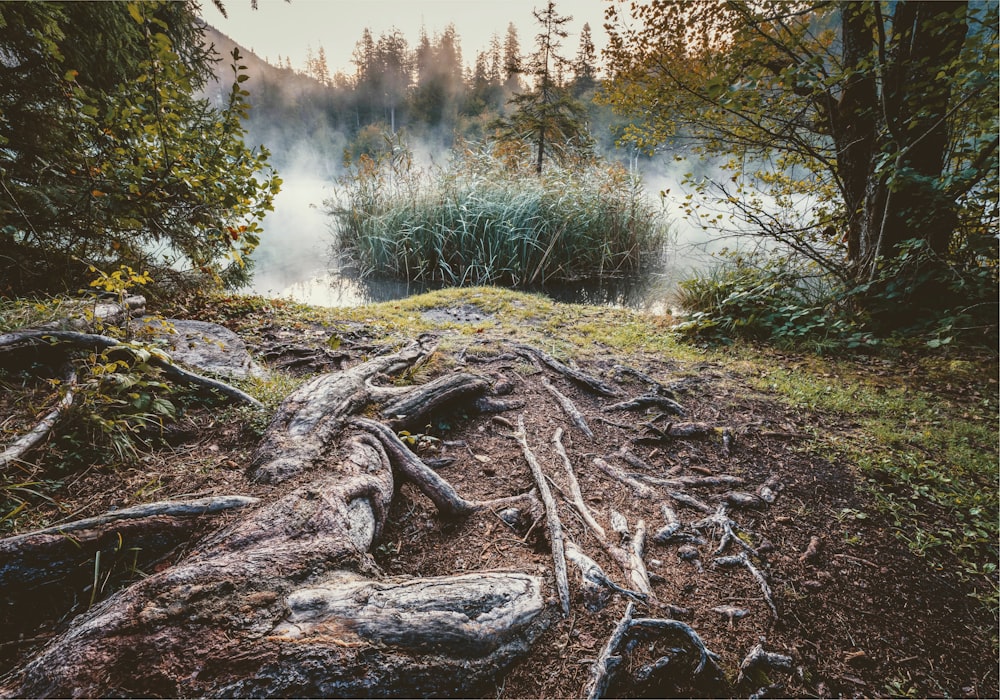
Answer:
246;172;715;314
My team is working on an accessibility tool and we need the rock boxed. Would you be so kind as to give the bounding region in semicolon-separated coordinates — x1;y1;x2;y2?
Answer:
144;318;267;380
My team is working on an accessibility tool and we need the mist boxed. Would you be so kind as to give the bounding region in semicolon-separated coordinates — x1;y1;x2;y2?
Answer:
202;23;722;311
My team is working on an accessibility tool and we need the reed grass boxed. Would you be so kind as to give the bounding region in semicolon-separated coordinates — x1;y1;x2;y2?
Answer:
331;141;667;286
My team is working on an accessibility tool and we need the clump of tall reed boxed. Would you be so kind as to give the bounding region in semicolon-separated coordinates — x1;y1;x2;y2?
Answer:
330;136;667;287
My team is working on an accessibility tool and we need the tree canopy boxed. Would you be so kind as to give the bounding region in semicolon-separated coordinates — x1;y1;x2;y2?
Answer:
0;0;279;295
603;0;998;333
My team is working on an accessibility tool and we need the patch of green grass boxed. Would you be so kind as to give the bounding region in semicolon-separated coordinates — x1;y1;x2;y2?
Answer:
734;346;999;612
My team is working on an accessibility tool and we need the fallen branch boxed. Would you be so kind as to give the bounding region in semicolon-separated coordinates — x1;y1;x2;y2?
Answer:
541;376;593;439
0;368;76;470
514;414;570;616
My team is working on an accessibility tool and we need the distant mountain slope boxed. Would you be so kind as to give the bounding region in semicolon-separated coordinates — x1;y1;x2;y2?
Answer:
201;24;347;176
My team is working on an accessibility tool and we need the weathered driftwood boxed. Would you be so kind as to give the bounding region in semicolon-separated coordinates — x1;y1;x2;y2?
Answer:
541;376;594;439
513;343;620;397
513;415;570;616
3;340;550;698
0;330;262;408
0;368;76;470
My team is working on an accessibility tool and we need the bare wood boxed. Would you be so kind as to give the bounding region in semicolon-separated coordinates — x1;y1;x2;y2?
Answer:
629;616;723;676
611;365;674;396
552;429;605;539
608;513;652;598
564;541;646;608
381;373;490;430
251;339;436;483
352;418;537;518
585;601;635;700
603;394;686;416
514;414;570;616
0;496;259;590
541;376;593;438
666;490;714;514
715;551;778;619
692;505;758;556
0;368;76;470
592;457;656;499
512;343;620;397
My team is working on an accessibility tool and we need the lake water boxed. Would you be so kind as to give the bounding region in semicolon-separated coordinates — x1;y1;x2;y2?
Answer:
247;175;705;315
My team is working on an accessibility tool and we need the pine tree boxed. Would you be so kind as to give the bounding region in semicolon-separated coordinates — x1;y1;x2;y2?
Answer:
493;1;591;174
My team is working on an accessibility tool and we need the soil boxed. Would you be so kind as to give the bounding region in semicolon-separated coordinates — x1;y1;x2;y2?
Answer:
1;297;997;699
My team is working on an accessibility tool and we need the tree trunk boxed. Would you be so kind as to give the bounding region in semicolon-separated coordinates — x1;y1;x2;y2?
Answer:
2;340;548;698
860;1;968;275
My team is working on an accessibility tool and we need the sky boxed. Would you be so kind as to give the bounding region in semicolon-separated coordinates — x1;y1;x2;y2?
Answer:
203;0;611;76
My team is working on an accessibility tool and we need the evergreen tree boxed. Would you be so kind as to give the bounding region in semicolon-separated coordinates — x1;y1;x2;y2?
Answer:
0;1;278;293
493;2;592;174
572;22;597;95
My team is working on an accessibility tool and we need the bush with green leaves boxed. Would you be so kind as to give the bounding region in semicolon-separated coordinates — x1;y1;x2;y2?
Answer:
673;252;877;351
675;236;998;350
331;136;667;286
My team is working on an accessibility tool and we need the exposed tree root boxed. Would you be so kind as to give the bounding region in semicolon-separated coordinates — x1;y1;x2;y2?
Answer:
513;414;571;616
0;330;262;408
553;428;605;538
541;376;593;438
715;551;779;619
585;602;723;699
513;343;620;397
0;368;76;470
603;394;686;416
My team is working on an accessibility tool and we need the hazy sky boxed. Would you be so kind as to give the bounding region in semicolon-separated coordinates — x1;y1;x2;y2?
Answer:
204;0;610;75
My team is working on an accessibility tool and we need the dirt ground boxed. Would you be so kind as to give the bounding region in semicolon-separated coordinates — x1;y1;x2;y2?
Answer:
1;296;997;698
